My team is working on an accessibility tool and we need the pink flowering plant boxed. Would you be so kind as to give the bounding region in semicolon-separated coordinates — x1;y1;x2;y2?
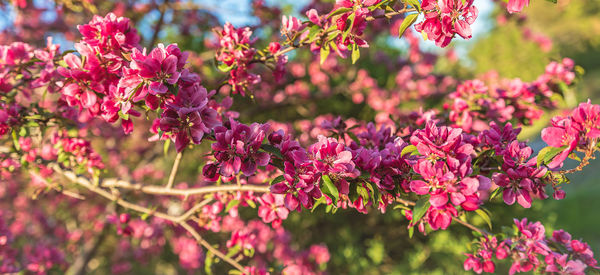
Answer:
0;0;598;274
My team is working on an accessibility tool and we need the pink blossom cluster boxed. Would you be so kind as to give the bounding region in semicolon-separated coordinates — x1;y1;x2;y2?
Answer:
542;100;600;168
57;13;141;132
52;132;105;174
477;122;552;208
215;23;260;95
158;84;220;152
1;4;599;274
408;122;487;230
464;219;598;274
208;119;271;178
414;0;478;47
0;103;20;138
0;39;61;95
447;58;577;133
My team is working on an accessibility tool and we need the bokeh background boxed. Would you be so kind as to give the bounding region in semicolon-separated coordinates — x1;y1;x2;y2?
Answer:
1;0;599;274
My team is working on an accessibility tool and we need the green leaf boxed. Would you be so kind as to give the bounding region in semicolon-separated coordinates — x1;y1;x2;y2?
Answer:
408;226;414;238
218;62;234;72
412;196;430;223
489;187;502;201
320;44;330;65
474;209;492;230
243;247;255;257
163;139;171;156
545;0;557;3
364;181;380;204
117;110;129;120
57;152;68;163
327;7;352;18
401;144;417;157
311;196;327;212
568;152;581;162
246;199;256;208
205;251;214;275
307;25;321;41
398;13;419;38
225;244;241;257
351;43;360;64
356;185;370;204
321;175;339;205
536;145;567;166
11;130;20;151
18;127;27;137
270;175;285;185
342;13;356;42
260;144;283;159
225;200;240;212
404;0;422;12
348;183;359;202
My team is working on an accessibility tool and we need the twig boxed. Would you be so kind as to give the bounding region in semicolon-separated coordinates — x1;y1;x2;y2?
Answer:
560;142;597;175
165;151;183;189
51;165;248;272
452;216;489;236
175;198;212;223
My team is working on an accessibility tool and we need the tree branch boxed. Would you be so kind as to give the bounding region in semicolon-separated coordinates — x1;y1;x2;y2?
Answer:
165;151;183;189
51;164;249;272
101;178;270;196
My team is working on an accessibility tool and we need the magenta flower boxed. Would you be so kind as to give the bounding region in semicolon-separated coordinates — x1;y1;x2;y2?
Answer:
159;84;219;152
212;119;271;177
123;43;187;95
410;122;472;159
271;161;322;210
307;135;360;194
77;12;140;53
427;204;458;230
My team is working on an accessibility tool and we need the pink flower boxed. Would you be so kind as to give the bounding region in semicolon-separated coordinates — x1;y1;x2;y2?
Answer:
258;193;290;224
77;12;140;53
414;0;478;47
212;119;271;177
506;0;530;14
308;135;360;194
281;15;304;34
541;118;579;169
159;84;220;152
124;43;187;95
